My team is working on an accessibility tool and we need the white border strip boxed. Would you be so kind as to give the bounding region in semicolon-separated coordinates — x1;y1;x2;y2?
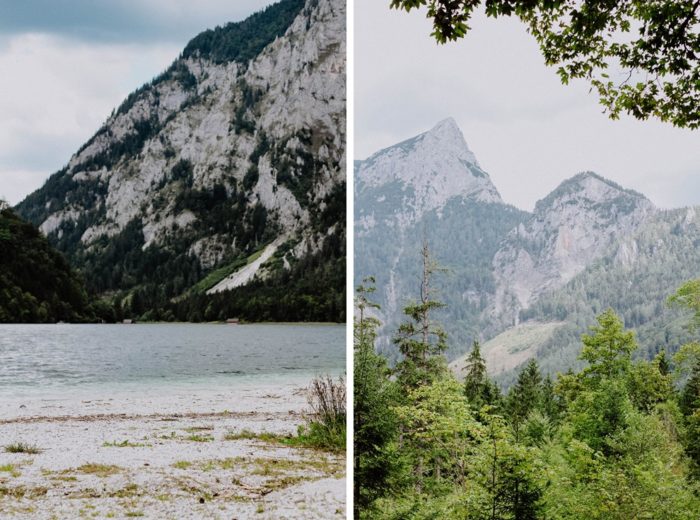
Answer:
345;0;355;517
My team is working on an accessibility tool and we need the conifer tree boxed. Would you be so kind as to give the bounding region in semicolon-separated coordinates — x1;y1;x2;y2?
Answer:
540;374;562;423
507;359;543;440
354;277;396;513
393;241;448;392
580;308;636;382
681;361;700;417
463;339;487;402
657;349;671;376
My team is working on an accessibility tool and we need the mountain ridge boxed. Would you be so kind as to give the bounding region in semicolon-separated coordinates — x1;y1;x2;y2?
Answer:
16;0;346;322
355;118;698;380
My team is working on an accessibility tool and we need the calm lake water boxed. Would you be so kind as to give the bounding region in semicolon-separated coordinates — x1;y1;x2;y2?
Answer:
0;323;345;399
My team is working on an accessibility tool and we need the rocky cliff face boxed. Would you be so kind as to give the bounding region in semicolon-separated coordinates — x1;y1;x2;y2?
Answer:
490;172;656;327
355;119;525;359
357;118;697;374
356;118;502;232
16;0;345;317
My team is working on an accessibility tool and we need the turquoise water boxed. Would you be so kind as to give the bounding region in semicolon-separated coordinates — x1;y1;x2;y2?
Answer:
0;323;345;398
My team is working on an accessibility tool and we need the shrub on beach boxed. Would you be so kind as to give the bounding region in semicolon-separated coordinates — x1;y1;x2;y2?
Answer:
296;375;346;452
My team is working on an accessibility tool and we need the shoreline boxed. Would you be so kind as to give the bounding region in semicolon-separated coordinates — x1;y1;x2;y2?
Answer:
0;381;346;519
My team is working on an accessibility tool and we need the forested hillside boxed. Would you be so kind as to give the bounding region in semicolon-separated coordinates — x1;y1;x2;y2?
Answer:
355;119;528;358
0;207;94;323
355;263;700;519
467;205;700;386
15;0;346;323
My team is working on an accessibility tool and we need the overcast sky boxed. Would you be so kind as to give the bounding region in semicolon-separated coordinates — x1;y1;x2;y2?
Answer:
356;0;700;211
0;0;273;205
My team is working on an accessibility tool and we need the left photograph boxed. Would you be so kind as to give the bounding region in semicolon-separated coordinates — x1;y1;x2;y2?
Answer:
0;0;346;517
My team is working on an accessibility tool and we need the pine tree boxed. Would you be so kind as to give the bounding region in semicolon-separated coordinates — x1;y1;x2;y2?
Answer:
656;349;671;376
463;340;487;402
540;375;562;423
463;339;502;411
507;359;543;440
680;360;700;417
354;277;396;514
393;241;448;392
472;414;544;520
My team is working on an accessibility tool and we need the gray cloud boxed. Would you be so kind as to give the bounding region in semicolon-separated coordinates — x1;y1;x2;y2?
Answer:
0;0;274;44
356;0;700;211
0;1;275;205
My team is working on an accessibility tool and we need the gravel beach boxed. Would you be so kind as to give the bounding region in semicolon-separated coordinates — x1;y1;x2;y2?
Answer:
0;381;346;519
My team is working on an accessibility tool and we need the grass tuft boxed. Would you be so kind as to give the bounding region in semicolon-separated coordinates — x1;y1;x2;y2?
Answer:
185;434;214;443
223;429;284;442
75;463;121;477
4;442;41;454
102;440;148;448
0;464;20;477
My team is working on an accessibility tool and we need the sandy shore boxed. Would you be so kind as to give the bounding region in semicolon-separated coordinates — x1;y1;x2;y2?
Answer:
0;381;345;519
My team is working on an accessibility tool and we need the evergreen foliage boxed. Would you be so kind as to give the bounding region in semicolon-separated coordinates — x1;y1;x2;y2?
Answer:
182;0;305;65
354;278;399;516
393;242;449;392
355;270;700;519
0;208;94;323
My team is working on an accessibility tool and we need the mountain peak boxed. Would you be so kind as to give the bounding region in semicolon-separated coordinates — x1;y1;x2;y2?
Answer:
355;119;501;222
535;171;652;214
427;117;460;137
423;117;480;167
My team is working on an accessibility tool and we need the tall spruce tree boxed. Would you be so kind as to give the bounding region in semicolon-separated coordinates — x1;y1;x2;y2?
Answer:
507;359;543;440
670;280;700;478
463;340;487;402
393;241;448;392
463;339;501;411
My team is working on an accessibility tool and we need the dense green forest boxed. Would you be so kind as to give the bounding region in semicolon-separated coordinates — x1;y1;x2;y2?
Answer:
355;189;528;361
182;0;305;65
5;178;344;324
108;212;346;324
355;251;700;518
0;207;94;323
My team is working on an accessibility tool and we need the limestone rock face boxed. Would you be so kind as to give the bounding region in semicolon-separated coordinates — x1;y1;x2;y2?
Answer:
491;172;656;326
17;0;346;297
356;118;502;231
354;118;684;369
354;119;524;358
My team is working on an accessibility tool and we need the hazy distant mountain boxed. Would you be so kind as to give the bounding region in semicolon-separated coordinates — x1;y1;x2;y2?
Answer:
489;172;656;333
355;118;528;359
16;0;346;322
356;119;700;382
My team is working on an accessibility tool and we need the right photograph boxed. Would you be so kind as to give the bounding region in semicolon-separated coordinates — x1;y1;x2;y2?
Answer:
354;1;700;518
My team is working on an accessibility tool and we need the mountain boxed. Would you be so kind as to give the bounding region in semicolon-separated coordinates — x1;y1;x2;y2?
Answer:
355;119;528;359
489;172;656;332
15;0;346;322
356;118;501;226
357;119;700;382
0;206;94;323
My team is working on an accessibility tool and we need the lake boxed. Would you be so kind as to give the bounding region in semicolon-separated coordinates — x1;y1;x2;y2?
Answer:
0;323;345;400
